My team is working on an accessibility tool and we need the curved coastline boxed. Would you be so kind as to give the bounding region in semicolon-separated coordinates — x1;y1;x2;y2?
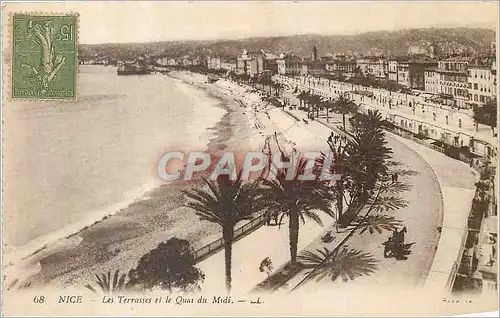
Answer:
3;69;245;289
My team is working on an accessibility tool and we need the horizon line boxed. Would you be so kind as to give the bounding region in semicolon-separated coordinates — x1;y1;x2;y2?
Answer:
78;24;497;46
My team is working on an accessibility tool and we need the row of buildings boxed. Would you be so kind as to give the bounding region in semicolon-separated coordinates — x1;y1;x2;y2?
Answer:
155;43;497;109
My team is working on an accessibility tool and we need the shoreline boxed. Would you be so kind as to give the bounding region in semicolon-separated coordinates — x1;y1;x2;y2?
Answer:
5;70;261;290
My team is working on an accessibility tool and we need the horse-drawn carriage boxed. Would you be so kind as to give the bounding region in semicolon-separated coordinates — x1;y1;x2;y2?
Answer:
383;227;415;260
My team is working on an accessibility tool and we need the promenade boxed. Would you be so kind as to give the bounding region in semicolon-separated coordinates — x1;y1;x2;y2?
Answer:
275;75;497;156
194;78;474;295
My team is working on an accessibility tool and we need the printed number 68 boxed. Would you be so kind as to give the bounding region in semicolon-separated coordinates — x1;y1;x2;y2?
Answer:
33;296;45;304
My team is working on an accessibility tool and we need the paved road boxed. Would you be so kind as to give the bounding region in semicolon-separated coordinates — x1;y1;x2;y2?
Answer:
287;130;444;293
276;88;448;291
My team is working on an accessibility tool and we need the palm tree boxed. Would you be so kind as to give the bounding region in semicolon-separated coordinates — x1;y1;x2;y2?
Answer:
304;93;319;118
296;91;304;108
259;154;335;263
324;99;335;123
334;93;358;131
183;173;261;292
317;110;395;227
290;170;412;291
85;270;129;295
273;82;284;97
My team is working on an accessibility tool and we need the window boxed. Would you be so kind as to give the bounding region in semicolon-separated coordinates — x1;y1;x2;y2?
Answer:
474;83;478;90
459;119;462;128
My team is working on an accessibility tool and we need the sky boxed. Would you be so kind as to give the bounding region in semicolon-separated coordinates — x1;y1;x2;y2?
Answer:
4;1;499;44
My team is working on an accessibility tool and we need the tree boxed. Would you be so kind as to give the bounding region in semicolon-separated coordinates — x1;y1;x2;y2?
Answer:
297;91;308;109
273;82;284;97
290;169;413;291
473;98;497;133
259;257;274;287
259;154;335;263
311;94;323;119
183;173;261;292
333;93;358;131
127;238;205;293
323;99;336;123
316;110;393;227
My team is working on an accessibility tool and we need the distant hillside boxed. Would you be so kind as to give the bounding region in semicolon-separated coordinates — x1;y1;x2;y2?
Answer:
79;27;496;60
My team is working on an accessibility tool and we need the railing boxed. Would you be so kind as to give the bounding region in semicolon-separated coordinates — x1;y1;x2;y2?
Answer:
384;125;446;154
448;225;470;291
192;213;267;263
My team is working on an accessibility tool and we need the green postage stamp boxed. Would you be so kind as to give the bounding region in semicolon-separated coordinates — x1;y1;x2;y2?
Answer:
11;13;78;100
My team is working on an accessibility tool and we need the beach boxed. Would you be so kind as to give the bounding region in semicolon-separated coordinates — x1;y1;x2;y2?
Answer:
3;68;281;290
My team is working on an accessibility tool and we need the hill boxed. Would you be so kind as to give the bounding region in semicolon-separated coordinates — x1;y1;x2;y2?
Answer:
79;27;496;60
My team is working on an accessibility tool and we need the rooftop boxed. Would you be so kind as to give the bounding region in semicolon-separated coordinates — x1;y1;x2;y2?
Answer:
439;57;471;62
434;68;468;75
468;64;493;70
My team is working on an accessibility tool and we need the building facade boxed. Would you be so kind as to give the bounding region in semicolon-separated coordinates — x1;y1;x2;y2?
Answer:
236;50;264;77
397;62;410;87
221;59;237;72
276;53;302;76
388;59;399;82
325;58;357;76
408;61;438;90
468;65;497;106
424;68;440;94
207;56;221;70
435;58;470;108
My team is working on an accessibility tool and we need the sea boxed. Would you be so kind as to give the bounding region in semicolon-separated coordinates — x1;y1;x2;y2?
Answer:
2;65;226;264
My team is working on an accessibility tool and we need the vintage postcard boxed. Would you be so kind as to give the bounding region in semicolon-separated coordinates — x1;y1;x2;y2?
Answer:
1;1;499;316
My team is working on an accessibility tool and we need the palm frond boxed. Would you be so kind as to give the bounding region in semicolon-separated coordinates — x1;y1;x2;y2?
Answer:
298;247;378;283
369;195;408;213
379;181;412;194
355;214;403;234
86;270;129;295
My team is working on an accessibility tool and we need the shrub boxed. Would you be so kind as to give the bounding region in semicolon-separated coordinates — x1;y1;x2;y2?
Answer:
127;237;205;292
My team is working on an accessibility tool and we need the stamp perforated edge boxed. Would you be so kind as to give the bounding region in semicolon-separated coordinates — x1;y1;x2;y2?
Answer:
4;10;80;103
